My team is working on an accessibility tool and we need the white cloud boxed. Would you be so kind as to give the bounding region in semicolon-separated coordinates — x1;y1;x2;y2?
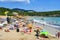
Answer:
0;0;30;3
26;0;30;3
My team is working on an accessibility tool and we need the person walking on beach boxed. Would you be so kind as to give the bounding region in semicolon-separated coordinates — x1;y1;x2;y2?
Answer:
56;32;60;38
7;17;11;24
35;29;40;39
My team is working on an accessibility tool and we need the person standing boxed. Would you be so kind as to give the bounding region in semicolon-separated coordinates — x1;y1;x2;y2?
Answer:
35;29;40;39
56;32;60;39
7;17;10;24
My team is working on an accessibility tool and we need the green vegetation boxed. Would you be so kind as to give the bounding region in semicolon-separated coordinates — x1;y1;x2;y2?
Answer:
0;7;60;17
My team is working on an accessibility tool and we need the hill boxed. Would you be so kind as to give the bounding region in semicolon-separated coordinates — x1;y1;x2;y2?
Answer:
0;7;60;17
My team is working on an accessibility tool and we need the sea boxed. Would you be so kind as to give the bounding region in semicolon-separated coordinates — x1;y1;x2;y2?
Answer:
34;17;60;26
28;17;60;29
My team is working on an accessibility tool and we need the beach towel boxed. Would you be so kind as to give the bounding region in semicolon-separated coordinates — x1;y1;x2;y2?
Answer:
40;29;49;37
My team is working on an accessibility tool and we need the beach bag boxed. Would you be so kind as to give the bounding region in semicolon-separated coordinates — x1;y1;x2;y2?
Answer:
16;28;19;32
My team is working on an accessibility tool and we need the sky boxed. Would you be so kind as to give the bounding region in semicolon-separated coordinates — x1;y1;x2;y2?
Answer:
0;0;60;12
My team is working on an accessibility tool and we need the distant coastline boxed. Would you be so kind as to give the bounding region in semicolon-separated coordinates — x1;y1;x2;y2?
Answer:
0;7;60;17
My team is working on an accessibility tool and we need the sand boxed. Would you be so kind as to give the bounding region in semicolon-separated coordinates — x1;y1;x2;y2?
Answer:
43;25;60;36
0;16;60;40
0;28;59;40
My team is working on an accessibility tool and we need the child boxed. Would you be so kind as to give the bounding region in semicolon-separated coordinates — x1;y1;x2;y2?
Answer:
29;27;32;33
35;29;40;39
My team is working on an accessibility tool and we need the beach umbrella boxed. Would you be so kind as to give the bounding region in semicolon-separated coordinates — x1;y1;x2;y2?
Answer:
27;23;32;28
4;11;9;15
4;11;9;18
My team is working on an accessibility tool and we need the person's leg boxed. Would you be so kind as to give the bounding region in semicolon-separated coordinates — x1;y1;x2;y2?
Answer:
37;35;39;39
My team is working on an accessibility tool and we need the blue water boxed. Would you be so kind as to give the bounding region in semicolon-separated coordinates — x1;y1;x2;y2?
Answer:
40;17;60;26
30;17;60;27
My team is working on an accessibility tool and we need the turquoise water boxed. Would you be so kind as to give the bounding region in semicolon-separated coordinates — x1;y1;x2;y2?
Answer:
30;17;60;27
42;17;60;26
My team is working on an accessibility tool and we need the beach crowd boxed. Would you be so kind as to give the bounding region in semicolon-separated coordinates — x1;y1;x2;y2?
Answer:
0;16;60;40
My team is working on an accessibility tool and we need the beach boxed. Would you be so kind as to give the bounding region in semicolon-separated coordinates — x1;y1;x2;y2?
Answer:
0;16;60;40
0;0;60;40
0;28;59;40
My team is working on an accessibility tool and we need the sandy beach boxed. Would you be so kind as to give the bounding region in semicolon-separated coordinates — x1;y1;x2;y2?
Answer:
0;0;60;39
0;28;59;40
0;16;60;40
